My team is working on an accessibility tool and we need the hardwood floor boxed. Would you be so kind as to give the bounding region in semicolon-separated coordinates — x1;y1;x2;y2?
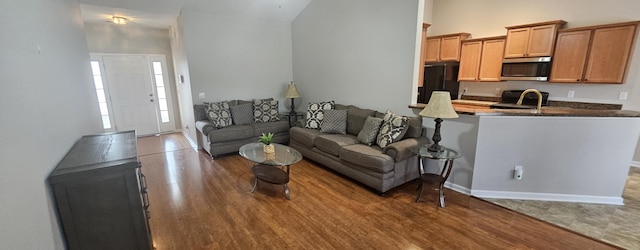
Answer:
139;133;619;249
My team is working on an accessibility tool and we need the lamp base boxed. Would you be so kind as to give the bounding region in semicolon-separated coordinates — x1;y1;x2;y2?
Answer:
289;98;297;117
428;118;444;152
427;143;444;152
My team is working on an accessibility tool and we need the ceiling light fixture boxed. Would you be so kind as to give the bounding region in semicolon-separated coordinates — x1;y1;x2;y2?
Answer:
112;16;127;25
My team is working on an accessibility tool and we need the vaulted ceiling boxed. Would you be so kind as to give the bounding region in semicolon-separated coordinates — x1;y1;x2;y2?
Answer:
79;0;312;28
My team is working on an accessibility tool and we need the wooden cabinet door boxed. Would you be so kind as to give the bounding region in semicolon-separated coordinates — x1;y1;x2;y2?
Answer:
504;27;530;58
424;38;441;63
458;41;482;81
584;24;637;83
549;30;591;83
527;24;558;57
478;39;505;81
440;36;463;61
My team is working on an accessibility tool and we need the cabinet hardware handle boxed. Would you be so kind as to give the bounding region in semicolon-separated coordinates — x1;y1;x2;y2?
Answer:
142;190;150;210
139;173;148;190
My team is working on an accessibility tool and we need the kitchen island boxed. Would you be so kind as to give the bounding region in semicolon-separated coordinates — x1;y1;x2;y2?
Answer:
411;101;640;205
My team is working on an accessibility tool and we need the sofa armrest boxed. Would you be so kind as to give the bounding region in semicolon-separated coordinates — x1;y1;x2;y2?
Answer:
195;120;216;135
383;138;419;162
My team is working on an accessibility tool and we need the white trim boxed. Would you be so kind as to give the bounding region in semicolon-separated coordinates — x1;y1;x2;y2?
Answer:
631;161;640;168
180;129;198;149
444;182;471;195
469;190;624;205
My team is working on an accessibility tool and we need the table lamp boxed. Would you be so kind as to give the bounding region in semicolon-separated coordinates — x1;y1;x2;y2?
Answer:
419;91;459;152
285;81;300;117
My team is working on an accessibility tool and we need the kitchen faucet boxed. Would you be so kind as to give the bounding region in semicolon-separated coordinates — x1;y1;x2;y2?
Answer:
516;88;543;113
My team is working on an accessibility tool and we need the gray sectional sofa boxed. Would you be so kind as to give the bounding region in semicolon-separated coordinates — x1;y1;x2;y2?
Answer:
289;104;424;194
194;100;290;158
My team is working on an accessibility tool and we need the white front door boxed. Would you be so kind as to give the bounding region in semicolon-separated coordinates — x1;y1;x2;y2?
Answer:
103;55;159;136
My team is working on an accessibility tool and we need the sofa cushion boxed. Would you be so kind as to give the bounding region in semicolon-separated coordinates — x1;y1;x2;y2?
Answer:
253;99;280;123
238;98;272;105
376;111;408;148
253;120;290;137
207;124;254;143
334;104;351;110
290;127;323;148
194;104;208;122
357;116;383;146
230;103;254;125
314;134;359;157
305;101;335;129
340;144;395;173
346;106;377;136
205;101;233;128
320;109;347;134
403;116;423;139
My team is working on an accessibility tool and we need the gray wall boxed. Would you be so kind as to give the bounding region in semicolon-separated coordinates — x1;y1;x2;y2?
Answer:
0;0;102;248
427;0;640;163
292;0;421;116
180;9;294;107
84;22;182;130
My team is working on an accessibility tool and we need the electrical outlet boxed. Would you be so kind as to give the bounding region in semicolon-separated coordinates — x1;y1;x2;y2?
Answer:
619;92;628;100
494;88;501;95
198;92;206;99
514;165;523;180
567;90;575;98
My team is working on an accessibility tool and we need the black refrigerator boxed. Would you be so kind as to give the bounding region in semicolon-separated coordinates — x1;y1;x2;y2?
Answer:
417;62;460;103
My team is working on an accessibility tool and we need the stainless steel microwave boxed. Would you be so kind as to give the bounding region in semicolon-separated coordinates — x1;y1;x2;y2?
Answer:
500;57;551;81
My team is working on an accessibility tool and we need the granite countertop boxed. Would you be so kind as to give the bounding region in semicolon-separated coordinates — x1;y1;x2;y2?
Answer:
410;100;640;117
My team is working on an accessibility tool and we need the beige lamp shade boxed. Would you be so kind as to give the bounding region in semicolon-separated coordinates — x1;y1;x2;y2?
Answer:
285;81;300;98
419;91;459;119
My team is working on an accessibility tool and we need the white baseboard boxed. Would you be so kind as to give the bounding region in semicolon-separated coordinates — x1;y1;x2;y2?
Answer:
179;129;198;149
445;182;471;195
631;161;640;168
470;190;624;205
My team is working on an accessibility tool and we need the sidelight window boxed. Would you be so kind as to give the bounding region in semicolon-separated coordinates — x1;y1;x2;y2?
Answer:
90;61;112;129
152;62;170;123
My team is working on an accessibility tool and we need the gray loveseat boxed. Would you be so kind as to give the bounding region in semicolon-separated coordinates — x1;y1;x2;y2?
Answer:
289;104;423;194
194;100;290;158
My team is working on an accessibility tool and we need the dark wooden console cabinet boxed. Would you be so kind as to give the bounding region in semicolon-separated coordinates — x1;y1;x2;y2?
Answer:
49;131;152;250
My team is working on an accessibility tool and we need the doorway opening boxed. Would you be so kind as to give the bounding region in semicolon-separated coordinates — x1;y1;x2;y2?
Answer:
90;54;176;136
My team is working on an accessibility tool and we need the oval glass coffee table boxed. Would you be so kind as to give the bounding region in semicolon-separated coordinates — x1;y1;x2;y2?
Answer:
239;143;302;200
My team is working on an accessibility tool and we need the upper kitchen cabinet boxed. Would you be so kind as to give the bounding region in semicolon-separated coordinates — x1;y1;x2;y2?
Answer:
550;21;640;84
458;36;506;82
425;33;470;63
504;20;566;58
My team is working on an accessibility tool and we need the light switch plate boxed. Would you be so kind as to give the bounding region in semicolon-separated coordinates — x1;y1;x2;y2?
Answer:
619;92;628;100
198;92;206;99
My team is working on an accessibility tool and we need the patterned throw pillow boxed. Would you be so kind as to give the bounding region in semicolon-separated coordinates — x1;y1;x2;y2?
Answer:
320;109;347;134
376;111;408;148
305;101;335;129
253;99;280;123
205;101;233;128
357;116;383;146
230;103;254;125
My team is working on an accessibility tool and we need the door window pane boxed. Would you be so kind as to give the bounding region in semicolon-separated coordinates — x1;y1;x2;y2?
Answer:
152;61;170;124
159;99;168;110
91;61;111;129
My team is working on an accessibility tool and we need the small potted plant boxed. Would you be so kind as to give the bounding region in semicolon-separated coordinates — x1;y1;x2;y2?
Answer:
259;132;275;154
